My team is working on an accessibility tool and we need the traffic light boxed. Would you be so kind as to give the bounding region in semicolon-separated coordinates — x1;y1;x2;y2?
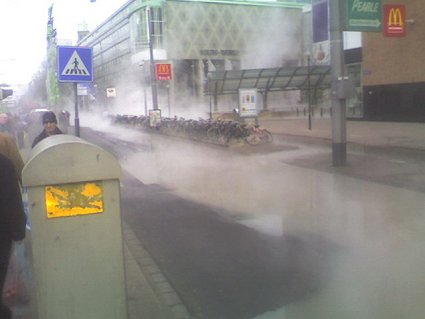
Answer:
0;88;13;100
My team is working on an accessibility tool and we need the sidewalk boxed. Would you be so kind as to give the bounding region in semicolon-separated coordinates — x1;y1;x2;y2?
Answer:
12;222;185;319
13;148;188;319
259;117;425;151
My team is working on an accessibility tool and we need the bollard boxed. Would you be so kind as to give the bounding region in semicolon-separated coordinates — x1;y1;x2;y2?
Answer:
22;135;127;319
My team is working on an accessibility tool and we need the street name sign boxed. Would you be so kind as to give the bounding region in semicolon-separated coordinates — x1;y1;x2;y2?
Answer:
346;0;382;32
57;46;93;82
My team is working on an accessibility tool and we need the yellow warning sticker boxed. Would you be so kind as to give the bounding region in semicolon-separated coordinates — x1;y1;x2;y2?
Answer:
45;182;104;218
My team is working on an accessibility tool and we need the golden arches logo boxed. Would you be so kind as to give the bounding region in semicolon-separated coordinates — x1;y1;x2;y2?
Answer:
156;63;172;80
388;8;403;27
158;64;170;74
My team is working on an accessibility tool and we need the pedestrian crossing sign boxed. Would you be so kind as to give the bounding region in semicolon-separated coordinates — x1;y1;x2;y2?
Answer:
57;46;93;82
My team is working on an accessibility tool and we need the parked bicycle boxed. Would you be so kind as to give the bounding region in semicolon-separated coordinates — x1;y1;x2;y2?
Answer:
111;114;272;146
245;125;273;145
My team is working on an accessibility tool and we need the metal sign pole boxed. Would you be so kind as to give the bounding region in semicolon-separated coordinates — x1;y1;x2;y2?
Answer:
147;7;159;110
74;82;80;137
330;0;347;166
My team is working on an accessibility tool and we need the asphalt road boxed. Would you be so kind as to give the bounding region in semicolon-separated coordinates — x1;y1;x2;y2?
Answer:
81;127;337;319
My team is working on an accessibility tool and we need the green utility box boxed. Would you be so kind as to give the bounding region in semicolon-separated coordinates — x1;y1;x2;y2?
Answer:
22;135;127;319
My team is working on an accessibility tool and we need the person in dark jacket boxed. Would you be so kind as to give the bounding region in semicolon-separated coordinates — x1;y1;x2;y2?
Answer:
31;111;63;148
0;154;26;319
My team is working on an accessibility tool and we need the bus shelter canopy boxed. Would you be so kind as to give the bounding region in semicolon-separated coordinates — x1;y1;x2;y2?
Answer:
205;65;332;96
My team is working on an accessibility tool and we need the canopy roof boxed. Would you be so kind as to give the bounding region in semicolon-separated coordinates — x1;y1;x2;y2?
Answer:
205;65;332;96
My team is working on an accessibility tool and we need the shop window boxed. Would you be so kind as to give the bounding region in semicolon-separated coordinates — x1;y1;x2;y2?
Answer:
346;64;362;118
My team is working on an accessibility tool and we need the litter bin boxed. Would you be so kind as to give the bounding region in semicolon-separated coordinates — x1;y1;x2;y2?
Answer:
22;134;127;319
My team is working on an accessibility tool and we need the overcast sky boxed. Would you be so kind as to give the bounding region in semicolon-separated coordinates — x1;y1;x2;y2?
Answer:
0;0;128;87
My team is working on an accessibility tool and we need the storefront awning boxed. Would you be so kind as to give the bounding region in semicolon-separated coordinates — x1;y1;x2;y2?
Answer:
205;65;332;95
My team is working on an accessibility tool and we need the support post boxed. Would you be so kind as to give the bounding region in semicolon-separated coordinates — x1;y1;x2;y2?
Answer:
330;0;347;166
74;82;80;137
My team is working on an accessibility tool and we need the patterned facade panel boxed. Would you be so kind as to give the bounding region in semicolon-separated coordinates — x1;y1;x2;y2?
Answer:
165;1;303;67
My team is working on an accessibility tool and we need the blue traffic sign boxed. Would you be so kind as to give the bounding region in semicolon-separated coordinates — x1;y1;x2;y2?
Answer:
57;46;93;82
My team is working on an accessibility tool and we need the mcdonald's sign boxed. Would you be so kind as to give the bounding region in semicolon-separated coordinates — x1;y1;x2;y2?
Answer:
155;63;172;81
383;5;405;37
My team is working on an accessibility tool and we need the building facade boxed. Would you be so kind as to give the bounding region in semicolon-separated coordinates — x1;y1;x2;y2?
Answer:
307;0;425;122
362;0;425;122
76;0;425;122
78;0;308;116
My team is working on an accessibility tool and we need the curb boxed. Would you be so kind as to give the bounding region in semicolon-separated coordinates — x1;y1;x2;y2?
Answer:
122;222;191;319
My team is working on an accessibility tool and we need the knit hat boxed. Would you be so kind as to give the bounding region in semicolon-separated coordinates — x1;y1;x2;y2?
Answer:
42;111;57;124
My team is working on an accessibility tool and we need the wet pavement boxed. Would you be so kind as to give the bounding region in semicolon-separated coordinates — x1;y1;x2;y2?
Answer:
11;116;425;319
259;117;425;151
